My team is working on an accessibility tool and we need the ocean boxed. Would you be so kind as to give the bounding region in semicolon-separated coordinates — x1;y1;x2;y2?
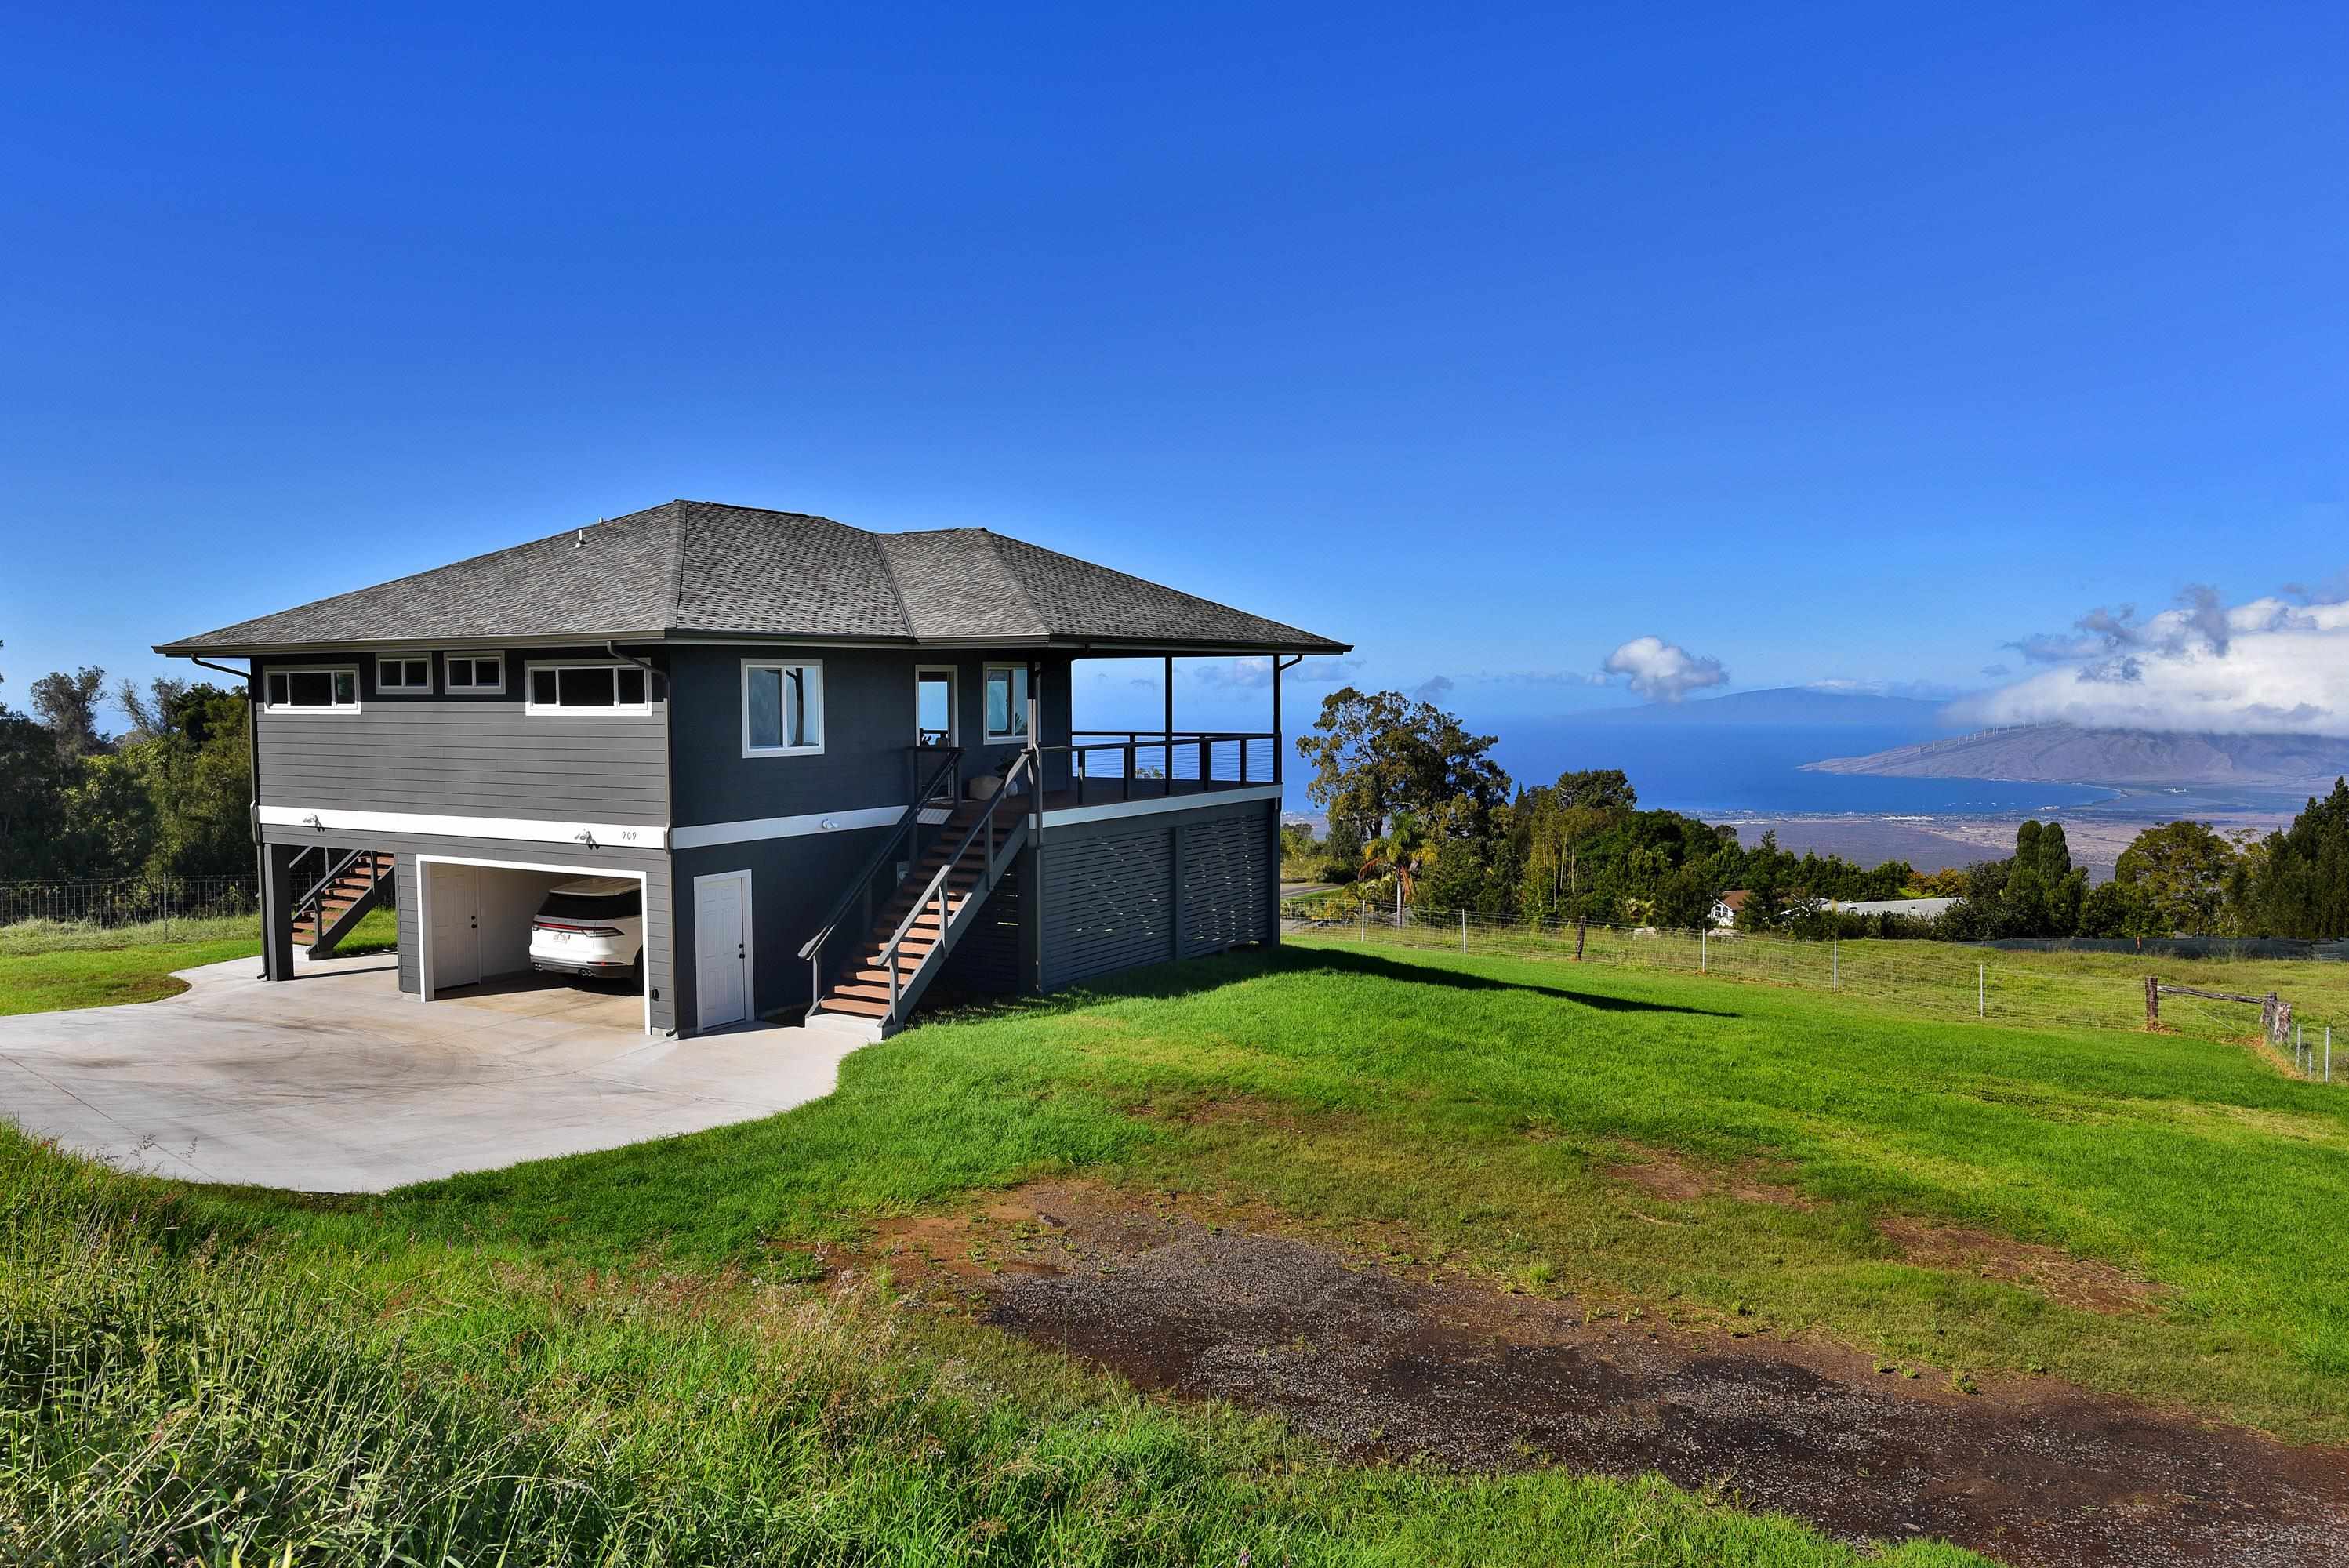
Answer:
1492;722;2117;819
1276;720;2116;821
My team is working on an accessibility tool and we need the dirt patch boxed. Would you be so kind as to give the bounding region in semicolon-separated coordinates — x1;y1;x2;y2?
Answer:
855;1180;2346;1567
1876;1217;2173;1318
1603;1145;1814;1209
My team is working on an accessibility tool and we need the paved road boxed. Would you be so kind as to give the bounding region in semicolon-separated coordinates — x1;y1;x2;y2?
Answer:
0;955;865;1192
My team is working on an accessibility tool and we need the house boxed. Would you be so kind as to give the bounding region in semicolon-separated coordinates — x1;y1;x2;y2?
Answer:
1709;890;1749;927
156;501;1349;1039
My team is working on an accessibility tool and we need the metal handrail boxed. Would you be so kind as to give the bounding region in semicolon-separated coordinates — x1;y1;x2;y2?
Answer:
877;746;1037;1018
797;745;964;977
292;846;385;941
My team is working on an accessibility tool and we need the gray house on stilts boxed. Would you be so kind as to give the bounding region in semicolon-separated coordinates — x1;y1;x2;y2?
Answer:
156;501;1349;1039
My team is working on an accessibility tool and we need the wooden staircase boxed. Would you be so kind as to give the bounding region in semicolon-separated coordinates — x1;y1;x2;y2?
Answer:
817;800;992;1022
802;746;1037;1035
292;848;394;956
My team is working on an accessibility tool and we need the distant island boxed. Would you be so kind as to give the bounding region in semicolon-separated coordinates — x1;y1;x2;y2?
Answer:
1803;724;2349;793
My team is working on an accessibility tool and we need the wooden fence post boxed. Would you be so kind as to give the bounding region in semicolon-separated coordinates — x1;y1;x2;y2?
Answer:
1574;916;1587;962
2145;975;2158;1030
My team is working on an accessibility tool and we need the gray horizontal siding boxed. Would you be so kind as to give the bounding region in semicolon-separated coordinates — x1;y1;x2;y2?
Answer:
256;651;668;826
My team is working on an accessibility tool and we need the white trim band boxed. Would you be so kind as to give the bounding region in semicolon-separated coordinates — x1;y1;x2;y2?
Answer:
1040;783;1282;828
260;804;664;850
670;804;906;851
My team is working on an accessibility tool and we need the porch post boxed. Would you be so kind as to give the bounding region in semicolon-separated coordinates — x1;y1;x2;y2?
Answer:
1163;654;1174;796
259;840;301;982
1273;655;1282;785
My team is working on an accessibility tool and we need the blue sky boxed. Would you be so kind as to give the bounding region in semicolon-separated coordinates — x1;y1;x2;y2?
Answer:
5;2;2346;737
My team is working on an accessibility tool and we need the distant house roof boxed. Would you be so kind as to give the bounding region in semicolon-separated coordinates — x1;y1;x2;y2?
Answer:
155;500;1351;657
1715;890;1750;911
1834;897;1959;919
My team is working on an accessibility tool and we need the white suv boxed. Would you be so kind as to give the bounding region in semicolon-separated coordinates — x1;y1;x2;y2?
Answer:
528;877;644;982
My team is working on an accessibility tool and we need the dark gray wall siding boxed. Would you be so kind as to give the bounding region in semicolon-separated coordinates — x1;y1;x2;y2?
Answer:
255;649;668;824
259;822;674;1033
1037;796;1275;989
670;826;895;1028
665;646;1075;829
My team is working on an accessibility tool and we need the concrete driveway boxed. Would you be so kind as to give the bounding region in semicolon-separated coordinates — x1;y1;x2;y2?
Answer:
0;955;869;1192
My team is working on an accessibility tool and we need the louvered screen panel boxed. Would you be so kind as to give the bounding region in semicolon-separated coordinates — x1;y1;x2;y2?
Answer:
1180;812;1269;958
1041;822;1175;987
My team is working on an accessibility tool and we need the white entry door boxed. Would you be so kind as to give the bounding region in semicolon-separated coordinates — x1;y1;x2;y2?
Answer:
695;871;751;1031
430;863;481;989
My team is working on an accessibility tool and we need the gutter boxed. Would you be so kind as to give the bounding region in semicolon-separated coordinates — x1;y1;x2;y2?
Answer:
606;643;677;854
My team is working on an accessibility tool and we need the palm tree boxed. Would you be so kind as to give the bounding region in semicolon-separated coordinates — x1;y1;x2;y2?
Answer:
1359;813;1435;924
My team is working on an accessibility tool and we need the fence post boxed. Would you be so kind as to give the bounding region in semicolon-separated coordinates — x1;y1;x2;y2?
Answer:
1359;901;1367;943
2145;975;2158;1030
1832;938;1839;992
1700;930;1707;973
1460;909;1468;955
1979;962;1985;1019
2327;1025;2333;1083
1574;916;1586;962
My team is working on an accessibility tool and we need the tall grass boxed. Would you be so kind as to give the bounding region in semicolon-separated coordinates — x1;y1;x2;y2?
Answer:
1;1137;1968;1566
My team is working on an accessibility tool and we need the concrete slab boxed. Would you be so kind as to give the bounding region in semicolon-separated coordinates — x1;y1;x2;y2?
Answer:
435;969;644;1030
0;954;868;1192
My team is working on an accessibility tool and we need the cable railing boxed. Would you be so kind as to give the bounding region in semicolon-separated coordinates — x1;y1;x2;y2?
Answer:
1046;730;1280;806
1;877;259;931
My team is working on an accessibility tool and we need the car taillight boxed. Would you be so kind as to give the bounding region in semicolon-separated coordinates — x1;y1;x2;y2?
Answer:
536;921;625;937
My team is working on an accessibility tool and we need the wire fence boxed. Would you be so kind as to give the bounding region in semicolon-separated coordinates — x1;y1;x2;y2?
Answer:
1284;903;2340;1083
0;877;260;931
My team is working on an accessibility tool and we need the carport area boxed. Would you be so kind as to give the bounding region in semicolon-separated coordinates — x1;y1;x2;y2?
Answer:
0;953;870;1192
419;857;648;1033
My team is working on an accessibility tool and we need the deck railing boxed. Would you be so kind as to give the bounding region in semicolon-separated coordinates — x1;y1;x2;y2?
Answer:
1046;730;1280;807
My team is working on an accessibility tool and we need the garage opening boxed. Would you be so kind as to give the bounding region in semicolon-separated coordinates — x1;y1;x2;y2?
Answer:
419;858;648;1034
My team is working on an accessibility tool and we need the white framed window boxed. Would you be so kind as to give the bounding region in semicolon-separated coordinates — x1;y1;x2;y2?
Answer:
916;664;956;746
525;661;652;715
984;662;1030;740
375;654;433;693
444;652;505;693
264;666;361;714
742;659;824;757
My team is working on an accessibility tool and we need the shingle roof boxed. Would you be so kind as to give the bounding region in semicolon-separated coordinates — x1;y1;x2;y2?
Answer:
156;500;1349;655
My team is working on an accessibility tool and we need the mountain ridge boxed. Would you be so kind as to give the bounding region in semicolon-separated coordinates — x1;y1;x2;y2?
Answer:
1804;724;2349;790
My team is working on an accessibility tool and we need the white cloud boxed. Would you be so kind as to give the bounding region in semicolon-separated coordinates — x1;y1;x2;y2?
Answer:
1191;655;1362;692
1805;677;1967;700
1411;674;1455;703
1601;636;1729;703
1960;587;2349;735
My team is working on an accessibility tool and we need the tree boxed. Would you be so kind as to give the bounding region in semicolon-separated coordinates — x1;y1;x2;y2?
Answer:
1552;768;1636;811
1650;866;1716;931
0;703;73;879
2114;820;2242;936
2233;779;2349;938
28;666;108;762
1358;813;1436;920
1297;688;1510;851
116;681;252;880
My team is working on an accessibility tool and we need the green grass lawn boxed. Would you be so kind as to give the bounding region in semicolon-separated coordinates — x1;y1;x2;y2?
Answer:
0;907;399;1015
8;933;2347;1563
